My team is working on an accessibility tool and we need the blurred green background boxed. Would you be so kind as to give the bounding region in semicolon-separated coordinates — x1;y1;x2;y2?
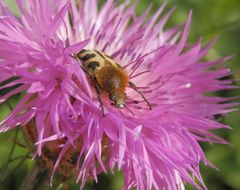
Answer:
0;0;240;190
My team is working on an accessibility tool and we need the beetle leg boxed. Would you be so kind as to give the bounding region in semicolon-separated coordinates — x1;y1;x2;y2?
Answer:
92;76;105;116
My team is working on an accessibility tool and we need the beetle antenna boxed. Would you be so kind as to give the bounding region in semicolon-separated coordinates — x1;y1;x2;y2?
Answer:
128;81;152;110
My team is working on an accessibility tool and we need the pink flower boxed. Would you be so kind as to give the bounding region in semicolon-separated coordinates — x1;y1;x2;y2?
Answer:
0;1;236;190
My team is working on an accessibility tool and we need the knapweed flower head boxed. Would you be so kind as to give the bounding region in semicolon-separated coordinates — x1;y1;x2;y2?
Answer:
0;0;236;190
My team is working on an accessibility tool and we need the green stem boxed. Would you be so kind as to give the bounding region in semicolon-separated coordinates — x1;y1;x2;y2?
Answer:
0;128;19;181
19;163;49;190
